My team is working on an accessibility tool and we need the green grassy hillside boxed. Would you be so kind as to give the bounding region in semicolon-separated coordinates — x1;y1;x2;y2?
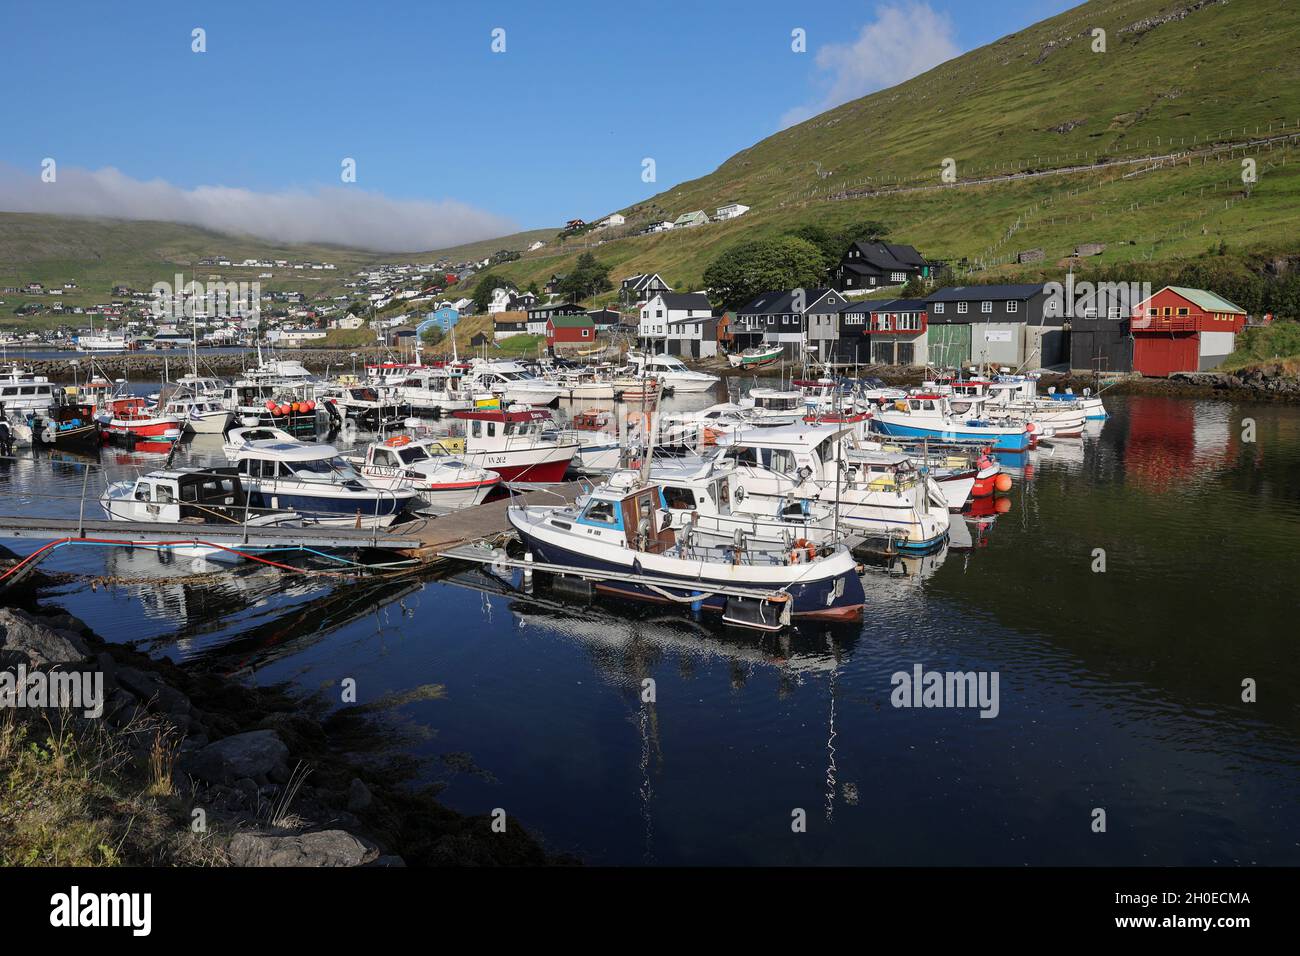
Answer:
446;0;1300;298
0;213;558;312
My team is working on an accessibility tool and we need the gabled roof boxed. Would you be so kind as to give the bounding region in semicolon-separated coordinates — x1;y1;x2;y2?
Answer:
737;288;836;315
653;291;712;311
1162;286;1247;314
843;240;926;270
866;298;929;312
548;314;595;328
927;283;1047;302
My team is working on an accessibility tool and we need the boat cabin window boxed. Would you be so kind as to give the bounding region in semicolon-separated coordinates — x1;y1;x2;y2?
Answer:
398;446;429;464
373;448;398;467
730;446;795;473
156;484;174;504
471;421;482;438
487;422;497;437
134;483;152;502
662;486;696;510
581;500;619;524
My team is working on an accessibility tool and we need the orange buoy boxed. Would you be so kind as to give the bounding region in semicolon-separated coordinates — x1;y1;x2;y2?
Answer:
994;473;1013;493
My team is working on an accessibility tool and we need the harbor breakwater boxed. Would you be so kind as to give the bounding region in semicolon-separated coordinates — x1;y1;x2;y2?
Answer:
0;560;561;867
24;349;387;383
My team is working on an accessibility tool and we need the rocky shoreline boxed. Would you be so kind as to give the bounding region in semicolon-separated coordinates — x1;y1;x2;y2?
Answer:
0;577;565;867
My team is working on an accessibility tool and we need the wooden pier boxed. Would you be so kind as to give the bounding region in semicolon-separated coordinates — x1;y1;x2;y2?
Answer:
0;483;583;565
396;482;584;563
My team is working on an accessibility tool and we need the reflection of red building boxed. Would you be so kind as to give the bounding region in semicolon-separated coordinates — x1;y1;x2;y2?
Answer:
1124;395;1236;493
1129;286;1246;377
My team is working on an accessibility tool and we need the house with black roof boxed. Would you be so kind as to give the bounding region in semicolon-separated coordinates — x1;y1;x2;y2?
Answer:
833;241;934;292
619;272;672;305
924;284;1063;369
735;287;845;360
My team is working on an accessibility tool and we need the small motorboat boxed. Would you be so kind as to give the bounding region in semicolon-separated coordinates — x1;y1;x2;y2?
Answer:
351;435;501;510
100;467;301;561
224;427;418;527
726;345;784;369
97;396;182;443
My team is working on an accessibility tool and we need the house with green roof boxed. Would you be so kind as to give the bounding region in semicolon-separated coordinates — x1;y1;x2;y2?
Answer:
545;312;597;354
1129;286;1247;376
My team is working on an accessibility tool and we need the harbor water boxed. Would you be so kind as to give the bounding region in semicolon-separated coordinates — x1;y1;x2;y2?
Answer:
3;387;1299;865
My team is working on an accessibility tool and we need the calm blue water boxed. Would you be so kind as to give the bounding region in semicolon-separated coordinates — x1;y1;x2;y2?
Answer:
6;391;1300;865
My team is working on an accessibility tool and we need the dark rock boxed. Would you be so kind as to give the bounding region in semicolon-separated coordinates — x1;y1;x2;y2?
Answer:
226;829;380;867
371;855;406;867
347;778;372;812
116;666;191;716
0;608;90;665
187;729;290;785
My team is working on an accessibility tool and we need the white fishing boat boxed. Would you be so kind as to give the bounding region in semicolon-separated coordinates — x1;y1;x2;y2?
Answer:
438;407;579;482
508;470;866;627
157;386;234;435
393;367;473;415
650;458;840;549
720;422;951;553
351;435;501;509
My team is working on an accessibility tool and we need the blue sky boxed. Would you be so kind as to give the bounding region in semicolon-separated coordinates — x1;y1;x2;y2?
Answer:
0;0;1077;250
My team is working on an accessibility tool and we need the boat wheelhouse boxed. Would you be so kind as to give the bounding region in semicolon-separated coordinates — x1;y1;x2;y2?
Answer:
222;379;319;437
0;366;57;415
444;407;579;482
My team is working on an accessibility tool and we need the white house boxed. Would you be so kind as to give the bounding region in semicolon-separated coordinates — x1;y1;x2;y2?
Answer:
487;286;518;314
599;213;626;229
640;292;714;355
715;203;750;220
643;220;675;234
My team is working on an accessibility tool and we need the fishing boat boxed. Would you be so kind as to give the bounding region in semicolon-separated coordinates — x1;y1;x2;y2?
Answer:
225;428;417;527
100;468;301;561
0;365;59;415
351;435;501;509
157;387;234;435
440;407;579;482
567;408;630;475
97;396;183;443
393;367;473;415
871;394;1032;452
221;379;319;438
650;458;840;549
30;396;99;447
318;384;410;431
726;345;784;369
626;351;719;393
508;470;866;627
720;423;951;553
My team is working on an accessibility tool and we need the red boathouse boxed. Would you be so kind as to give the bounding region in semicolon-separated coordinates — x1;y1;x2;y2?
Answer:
1129;286;1247;377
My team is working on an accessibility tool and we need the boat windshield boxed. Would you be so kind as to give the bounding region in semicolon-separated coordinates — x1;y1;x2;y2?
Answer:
398;446;431;464
285;457;360;482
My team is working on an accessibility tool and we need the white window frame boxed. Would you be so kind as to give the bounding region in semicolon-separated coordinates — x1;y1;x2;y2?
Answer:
1006;300;1018;313
957;302;968;314
933;302;944;314
981;301;992;314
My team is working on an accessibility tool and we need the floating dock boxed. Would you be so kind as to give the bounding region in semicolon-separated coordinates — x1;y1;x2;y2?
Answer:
396;483;584;564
